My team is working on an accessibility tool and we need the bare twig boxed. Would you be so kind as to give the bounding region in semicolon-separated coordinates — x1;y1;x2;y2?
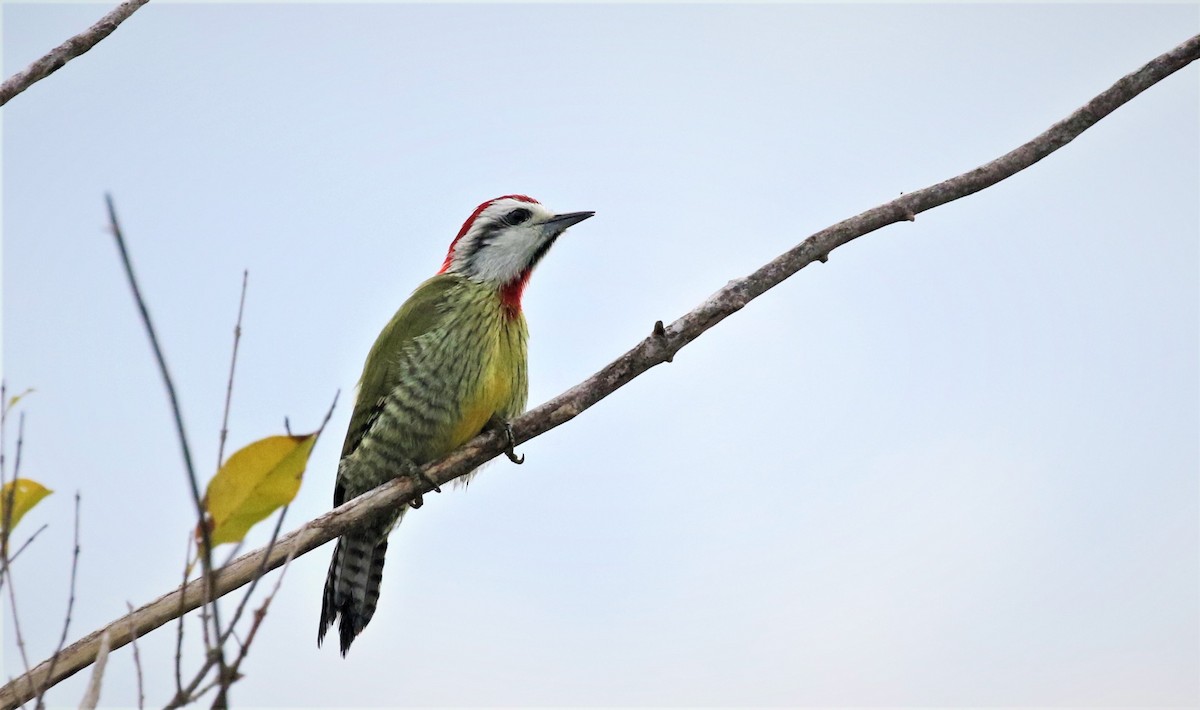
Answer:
4;564;35;702
77;631;110;710
1;402;36;698
172;392;336;709
211;241;249;585
172;537;191;698
226;504;292;636
1;32;1196;710
0;383;9;585
217;271;249;469
12;414;25;487
1;381;7;478
0;0;151;107
211;550;296;709
34;492;82;710
104;194;209;574
7;524;49;566
232;553;293;668
104;194;228;682
125;604;145;710
103;196;206;535
0;526;47;671
0;406;26;556
0;411;26;581
168;506;292;710
184;676;221;706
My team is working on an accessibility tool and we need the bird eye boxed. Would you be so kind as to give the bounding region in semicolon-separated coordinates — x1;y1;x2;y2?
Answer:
503;208;532;226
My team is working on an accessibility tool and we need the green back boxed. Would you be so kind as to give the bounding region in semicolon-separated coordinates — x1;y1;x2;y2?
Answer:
340;274;460;459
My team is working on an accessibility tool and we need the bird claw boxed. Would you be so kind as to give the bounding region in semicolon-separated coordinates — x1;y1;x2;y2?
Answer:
484;415;524;464
501;421;524;465
399;461;440;509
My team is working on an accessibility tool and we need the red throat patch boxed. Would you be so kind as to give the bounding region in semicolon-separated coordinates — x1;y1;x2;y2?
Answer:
438;194;540;273
499;269;532;319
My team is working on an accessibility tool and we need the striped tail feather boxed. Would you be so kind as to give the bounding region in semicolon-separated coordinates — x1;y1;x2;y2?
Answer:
318;532;388;655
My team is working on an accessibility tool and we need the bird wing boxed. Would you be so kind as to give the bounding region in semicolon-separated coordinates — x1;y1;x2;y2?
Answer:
339;274;461;463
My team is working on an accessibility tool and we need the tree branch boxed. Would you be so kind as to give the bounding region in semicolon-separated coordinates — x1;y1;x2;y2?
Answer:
32;493;82;709
0;0;150;107
0;30;1195;710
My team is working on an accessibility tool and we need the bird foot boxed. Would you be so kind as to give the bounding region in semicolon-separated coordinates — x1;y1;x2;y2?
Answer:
502;421;524;465
487;416;524;464
398;460;440;509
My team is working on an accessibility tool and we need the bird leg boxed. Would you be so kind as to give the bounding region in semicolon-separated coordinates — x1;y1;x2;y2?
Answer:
486;415;524;465
395;459;440;509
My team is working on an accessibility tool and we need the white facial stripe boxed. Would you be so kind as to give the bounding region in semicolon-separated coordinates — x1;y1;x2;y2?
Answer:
450;199;558;284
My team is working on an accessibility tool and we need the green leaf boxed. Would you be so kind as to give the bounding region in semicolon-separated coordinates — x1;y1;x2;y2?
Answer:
199;433;317;546
0;478;52;536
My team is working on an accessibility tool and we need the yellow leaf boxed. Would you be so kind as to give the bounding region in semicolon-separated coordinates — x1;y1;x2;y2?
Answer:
5;388;35;412
0;478;53;535
200;433;317;546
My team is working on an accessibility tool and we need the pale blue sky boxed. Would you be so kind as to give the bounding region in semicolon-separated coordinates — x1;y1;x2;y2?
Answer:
2;2;1198;707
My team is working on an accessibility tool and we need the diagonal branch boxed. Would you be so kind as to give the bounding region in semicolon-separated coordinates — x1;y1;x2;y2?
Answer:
0;0;150;107
0;30;1195;710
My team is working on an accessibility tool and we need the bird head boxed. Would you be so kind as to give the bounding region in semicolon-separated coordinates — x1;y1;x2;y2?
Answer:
438;196;593;305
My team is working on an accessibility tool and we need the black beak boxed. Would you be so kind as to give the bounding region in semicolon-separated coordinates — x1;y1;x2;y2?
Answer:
544;211;595;231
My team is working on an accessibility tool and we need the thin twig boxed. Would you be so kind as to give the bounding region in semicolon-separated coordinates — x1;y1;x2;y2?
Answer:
168;506;292;710
0;413;27;566
219;540;244;570
212;269;249;573
103;194;210;577
6;524;48;566
12;414;25;486
77;630;110;710
1;381;7;478
4;562;35;703
188;505;289;707
0;521;42;668
104;194;228;683
125;603;145;710
221;504;291;647
217;270;249;469
0;410;24;583
186;676;222;706
0;404;25;559
1;32;1197;710
173;537;191;698
217;550;296;707
1;401;34;698
198;576;213;656
34;492;81;710
0;0;151;107
0;383;9;588
173;392;337;709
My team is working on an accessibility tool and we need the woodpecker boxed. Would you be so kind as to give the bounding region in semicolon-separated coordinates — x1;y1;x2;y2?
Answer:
318;195;593;655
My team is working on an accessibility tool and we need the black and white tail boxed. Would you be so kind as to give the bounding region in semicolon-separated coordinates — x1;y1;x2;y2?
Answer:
318;531;387;655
